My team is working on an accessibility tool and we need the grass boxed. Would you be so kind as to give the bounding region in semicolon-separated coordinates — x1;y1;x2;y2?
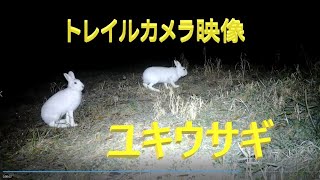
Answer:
1;53;320;179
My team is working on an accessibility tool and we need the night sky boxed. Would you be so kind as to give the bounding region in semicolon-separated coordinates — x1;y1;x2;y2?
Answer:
0;4;318;110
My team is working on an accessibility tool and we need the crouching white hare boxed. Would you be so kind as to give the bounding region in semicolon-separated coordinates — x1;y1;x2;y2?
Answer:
142;60;187;92
41;71;84;128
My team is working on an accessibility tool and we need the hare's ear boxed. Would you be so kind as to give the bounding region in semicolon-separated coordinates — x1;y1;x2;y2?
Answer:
64;73;72;82
174;60;181;67
68;71;75;79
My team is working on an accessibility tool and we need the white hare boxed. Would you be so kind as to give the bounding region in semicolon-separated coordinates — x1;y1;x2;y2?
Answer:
142;60;188;92
41;71;84;128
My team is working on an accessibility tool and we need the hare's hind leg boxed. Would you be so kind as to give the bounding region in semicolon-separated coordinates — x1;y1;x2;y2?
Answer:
48;119;69;128
143;82;160;92
170;81;179;88
143;82;149;89
148;83;161;92
164;83;169;89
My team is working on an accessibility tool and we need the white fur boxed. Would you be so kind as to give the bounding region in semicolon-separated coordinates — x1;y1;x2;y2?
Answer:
41;71;84;128
142;60;188;92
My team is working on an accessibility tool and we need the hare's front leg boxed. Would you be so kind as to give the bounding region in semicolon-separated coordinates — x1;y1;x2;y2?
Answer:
68;111;78;127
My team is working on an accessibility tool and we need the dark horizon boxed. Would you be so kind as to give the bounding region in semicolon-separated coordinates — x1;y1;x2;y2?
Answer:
1;10;319;109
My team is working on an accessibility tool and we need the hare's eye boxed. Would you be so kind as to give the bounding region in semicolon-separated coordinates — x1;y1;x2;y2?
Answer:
74;82;77;84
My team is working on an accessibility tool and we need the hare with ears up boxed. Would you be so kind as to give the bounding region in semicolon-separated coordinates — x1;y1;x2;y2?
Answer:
142;60;188;92
41;71;84;128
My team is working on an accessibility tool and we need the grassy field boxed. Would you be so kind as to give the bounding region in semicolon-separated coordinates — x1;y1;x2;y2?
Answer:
1;53;320;179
